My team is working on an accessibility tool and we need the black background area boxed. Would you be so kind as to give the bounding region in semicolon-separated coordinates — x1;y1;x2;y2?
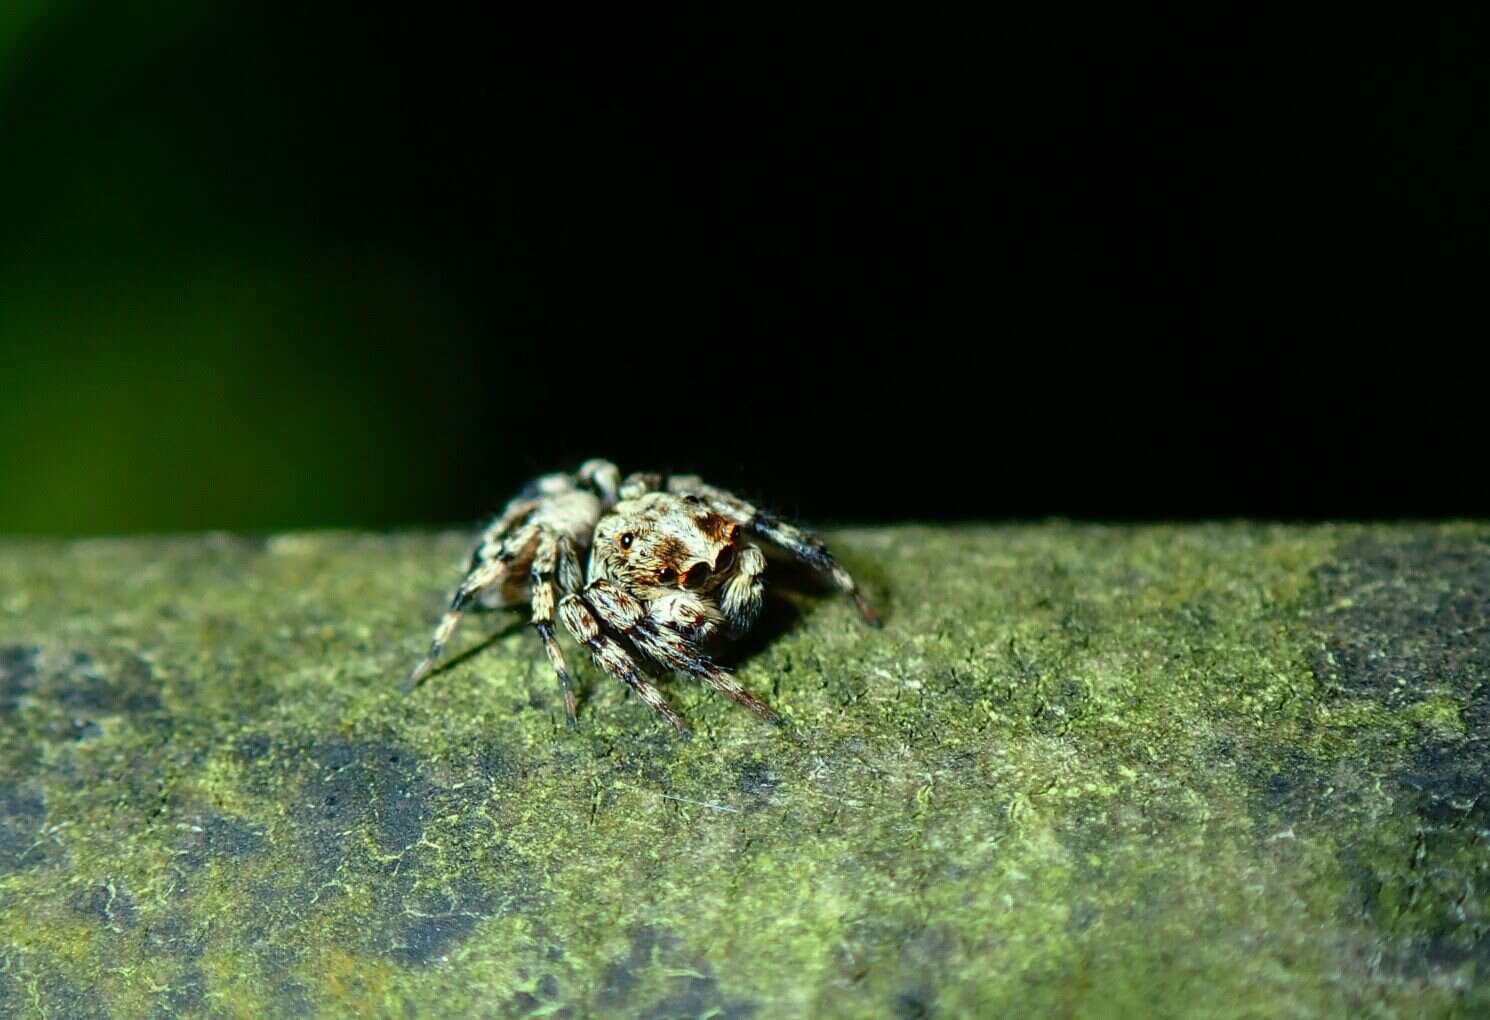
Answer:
0;8;1484;533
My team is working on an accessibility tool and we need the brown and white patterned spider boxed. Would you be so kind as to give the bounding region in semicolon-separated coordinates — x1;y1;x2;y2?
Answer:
404;460;879;734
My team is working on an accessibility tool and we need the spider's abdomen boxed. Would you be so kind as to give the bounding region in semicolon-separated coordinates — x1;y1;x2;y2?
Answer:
530;490;603;550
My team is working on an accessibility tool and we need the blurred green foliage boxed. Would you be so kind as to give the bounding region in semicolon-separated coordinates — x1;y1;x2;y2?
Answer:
3;9;1483;534
0;5;514;536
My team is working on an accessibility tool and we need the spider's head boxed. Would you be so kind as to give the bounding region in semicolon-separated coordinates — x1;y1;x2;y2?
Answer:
596;493;742;596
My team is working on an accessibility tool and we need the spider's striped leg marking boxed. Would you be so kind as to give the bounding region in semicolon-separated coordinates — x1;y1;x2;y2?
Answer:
585;582;779;722
530;531;584;726
404;555;510;693
749;512;880;626
404;519;543;692
558;593;689;735
468;502;543;609
470;501;539;568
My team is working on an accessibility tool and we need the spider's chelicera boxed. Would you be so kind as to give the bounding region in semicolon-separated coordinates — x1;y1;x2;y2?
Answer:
404;460;879;734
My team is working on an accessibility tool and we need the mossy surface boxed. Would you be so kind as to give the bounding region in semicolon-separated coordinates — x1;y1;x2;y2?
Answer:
1;523;1488;1018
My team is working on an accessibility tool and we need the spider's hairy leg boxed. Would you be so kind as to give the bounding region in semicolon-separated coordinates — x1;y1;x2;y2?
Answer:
751;511;880;626
470;499;539;569
404;519;542;692
585;582;779;722
618;471;664;500
558;593;689;734
404;555;509;692
577;459;621;506
665;478;881;627
466;495;551;610
529;531;585;726
471;465;589;570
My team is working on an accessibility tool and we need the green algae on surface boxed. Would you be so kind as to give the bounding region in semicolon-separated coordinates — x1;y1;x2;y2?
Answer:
1;522;1488;1018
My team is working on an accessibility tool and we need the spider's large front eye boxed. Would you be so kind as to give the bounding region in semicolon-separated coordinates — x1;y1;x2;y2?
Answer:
682;562;711;589
713;545;736;572
619;533;634;550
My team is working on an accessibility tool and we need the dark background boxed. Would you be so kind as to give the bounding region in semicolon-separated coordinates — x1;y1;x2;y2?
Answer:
2;7;1485;535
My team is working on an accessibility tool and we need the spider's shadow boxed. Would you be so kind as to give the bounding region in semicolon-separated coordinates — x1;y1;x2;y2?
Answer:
713;556;838;669
417;613;528;685
717;593;803;669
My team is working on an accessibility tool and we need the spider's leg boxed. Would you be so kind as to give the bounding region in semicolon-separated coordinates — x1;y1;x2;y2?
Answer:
404;521;540;692
750;511;879;626
665;479;880;627
584;582;778;722
466;484;570;608
529;530;584;726
577;459;622;507
618;471;665;500
558;592;689;734
470;499;540;569
405;557;507;692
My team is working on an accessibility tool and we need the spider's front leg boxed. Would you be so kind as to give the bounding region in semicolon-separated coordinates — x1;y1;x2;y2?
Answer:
579;581;779;722
557;591;690;734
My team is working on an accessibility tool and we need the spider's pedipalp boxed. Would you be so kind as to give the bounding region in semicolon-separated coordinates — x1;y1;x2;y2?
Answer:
663;478;880;627
718;543;766;637
558;592;689;734
643;589;723;645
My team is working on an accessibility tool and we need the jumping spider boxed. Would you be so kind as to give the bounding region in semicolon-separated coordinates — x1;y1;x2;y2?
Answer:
405;460;879;733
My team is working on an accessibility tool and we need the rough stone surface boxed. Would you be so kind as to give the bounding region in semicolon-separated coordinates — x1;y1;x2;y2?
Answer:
0;523;1487;1018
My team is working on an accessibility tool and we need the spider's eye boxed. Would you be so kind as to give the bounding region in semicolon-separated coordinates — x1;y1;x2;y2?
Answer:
713;545;736;572
656;567;676;584
682;562;711;589
619;533;634;550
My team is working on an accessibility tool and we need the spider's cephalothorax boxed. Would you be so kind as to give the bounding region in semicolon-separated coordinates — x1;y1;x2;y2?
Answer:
404;460;879;734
